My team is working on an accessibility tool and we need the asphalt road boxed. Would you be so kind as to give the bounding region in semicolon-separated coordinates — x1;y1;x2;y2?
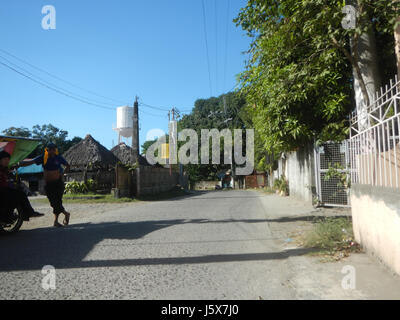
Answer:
1;190;399;299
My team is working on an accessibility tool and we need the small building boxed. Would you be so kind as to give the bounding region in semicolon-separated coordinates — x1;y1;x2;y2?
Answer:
63;134;119;192
244;170;267;189
17;161;45;195
111;142;150;166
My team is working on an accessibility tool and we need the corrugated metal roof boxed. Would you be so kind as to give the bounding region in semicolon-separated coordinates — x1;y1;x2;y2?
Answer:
17;163;43;175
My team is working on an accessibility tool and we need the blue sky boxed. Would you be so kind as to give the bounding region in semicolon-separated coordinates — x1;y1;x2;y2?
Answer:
0;0;251;150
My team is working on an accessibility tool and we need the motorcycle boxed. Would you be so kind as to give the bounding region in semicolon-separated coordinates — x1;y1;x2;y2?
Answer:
0;205;24;234
0;135;40;234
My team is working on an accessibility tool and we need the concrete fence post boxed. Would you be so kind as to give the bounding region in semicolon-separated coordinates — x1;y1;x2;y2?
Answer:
136;166;141;197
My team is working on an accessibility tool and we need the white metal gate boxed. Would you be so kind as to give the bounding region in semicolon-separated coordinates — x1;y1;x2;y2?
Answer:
350;77;400;189
314;141;351;207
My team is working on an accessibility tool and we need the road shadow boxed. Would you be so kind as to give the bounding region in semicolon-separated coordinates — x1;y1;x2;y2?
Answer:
0;217;312;272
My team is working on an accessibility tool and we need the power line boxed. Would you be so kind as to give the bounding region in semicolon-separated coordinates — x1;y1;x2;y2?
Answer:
0;51;197;115
139;100;193;113
0;60;115;111
0;48;128;105
139;102;170;111
0;57;181;118
0;54;118;108
139;109;167;118
215;0;218;95
201;0;213;97
223;0;231;92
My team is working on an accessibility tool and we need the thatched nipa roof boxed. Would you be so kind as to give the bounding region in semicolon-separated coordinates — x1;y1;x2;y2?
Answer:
111;142;150;166
64;134;118;169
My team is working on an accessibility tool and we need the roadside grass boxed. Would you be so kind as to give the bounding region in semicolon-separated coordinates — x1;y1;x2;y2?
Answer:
31;193;136;204
301;217;361;261
64;194;136;203
30;187;189;204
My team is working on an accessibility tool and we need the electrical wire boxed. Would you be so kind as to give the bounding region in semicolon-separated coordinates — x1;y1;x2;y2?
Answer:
0;60;115;111
139;102;170;111
0;54;119;108
139;101;193;113
0;50;197;115
0;50;195;117
223;0;230;92
215;0;218;94
139;109;167;118
201;0;213;97
0;48;129;105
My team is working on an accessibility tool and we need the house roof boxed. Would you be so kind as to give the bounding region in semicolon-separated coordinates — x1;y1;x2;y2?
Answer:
63;134;119;168
17;163;43;175
111;142;151;166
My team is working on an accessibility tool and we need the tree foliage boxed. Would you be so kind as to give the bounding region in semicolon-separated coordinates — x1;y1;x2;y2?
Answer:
2;124;82;157
141;134;169;157
178;92;247;182
235;0;398;168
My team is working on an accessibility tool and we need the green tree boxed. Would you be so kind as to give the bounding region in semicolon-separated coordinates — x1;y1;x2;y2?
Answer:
2;124;82;157
141;134;169;156
235;0;398;162
178;92;247;182
2;127;32;138
141;139;157;155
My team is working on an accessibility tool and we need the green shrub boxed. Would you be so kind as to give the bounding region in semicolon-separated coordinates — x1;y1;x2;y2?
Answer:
273;175;289;194
64;180;89;194
85;179;97;192
304;217;354;251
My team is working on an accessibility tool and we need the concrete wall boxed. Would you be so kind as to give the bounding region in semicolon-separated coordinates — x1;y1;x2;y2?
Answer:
351;184;400;275
274;144;315;203
136;166;179;196
115;165;134;198
287;145;315;202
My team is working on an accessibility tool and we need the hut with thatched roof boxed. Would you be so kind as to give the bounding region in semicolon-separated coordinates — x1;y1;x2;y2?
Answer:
111;142;150;166
63;135;118;192
64;134;118;170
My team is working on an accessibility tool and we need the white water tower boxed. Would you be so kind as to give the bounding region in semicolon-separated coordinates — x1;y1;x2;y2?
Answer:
113;106;134;144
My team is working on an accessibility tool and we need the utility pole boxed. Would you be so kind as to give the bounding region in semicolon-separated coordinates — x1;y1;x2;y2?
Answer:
207;98;235;189
224;97;235;189
132;96;139;162
168;107;179;175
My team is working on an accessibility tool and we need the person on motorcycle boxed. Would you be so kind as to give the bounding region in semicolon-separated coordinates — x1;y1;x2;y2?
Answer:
0;150;44;224
17;143;71;228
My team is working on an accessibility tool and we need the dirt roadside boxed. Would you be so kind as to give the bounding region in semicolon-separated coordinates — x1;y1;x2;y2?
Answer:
256;192;400;299
24;197;137;230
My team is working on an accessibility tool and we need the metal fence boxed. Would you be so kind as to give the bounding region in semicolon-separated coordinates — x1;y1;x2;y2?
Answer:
350;77;400;189
314;141;351;207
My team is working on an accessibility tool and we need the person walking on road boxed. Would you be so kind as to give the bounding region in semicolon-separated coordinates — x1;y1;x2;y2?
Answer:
17;143;71;228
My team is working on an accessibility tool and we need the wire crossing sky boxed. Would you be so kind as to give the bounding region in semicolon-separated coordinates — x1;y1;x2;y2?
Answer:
0;0;250;149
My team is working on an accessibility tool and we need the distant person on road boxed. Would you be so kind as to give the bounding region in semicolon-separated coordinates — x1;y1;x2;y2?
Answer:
0;150;44;223
17;143;71;228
